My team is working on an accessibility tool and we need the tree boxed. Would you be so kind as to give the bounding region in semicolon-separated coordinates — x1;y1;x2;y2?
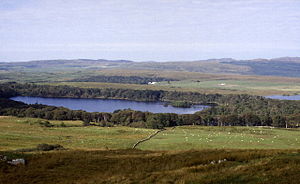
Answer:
219;114;239;126
272;115;287;128
260;115;273;126
241;113;261;126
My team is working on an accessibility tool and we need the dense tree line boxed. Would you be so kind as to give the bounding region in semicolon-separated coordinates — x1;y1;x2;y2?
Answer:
0;82;300;128
2;83;300;115
0;98;299;128
0;98;202;128
69;75;177;84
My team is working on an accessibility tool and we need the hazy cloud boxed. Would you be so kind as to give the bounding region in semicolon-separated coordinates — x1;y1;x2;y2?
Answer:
0;0;299;61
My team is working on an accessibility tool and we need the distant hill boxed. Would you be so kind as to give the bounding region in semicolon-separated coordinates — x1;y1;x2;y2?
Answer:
1;57;300;78
222;57;300;77
0;59;133;71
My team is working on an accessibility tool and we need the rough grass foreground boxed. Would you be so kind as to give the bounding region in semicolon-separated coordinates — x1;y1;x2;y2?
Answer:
0;149;300;184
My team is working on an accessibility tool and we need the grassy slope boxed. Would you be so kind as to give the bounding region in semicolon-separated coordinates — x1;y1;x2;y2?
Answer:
0;116;155;151
138;126;300;150
157;79;300;95
43;79;300;96
1;117;300;151
2;57;300;77
2;66;300;95
32;69;300;96
124;60;251;74
1;117;300;183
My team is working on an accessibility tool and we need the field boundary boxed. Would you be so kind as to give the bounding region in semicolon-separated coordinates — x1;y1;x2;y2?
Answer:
132;129;166;149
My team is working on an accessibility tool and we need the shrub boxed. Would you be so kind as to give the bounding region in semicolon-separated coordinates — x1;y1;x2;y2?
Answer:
59;122;66;127
128;121;147;128
37;144;64;151
37;120;53;127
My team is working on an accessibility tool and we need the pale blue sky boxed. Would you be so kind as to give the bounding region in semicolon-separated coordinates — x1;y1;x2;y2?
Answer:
0;0;299;62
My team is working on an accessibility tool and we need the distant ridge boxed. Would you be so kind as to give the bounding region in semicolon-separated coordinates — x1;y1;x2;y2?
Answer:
4;59;134;64
2;56;300;64
1;57;300;78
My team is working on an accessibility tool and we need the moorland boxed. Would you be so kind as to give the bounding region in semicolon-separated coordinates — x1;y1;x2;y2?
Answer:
1;57;300;183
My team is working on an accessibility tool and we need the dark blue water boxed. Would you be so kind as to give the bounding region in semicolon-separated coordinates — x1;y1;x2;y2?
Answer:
266;95;300;100
10;96;208;114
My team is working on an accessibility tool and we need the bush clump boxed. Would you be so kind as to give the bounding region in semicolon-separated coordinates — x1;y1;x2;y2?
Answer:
36;144;64;151
36;120;53;127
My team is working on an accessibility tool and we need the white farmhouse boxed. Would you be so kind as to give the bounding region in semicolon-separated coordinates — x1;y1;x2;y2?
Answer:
148;82;157;85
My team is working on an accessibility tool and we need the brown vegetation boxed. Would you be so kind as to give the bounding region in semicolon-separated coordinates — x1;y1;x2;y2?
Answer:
0;149;299;184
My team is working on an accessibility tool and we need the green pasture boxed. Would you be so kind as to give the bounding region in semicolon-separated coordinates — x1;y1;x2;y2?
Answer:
0;116;155;151
2;66;300;95
43;77;300;95
138;126;300;150
1;116;300;151
157;79;300;95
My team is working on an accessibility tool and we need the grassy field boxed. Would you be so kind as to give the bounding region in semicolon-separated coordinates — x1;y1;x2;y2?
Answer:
43;80;300;96
41;70;300;95
138;126;300;150
1;116;300;151
96;68;300;83
0;116;155;151
156;79;300;95
1;116;300;183
2;67;300;95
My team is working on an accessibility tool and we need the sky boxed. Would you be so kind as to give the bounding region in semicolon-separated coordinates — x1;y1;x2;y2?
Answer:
0;0;299;62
